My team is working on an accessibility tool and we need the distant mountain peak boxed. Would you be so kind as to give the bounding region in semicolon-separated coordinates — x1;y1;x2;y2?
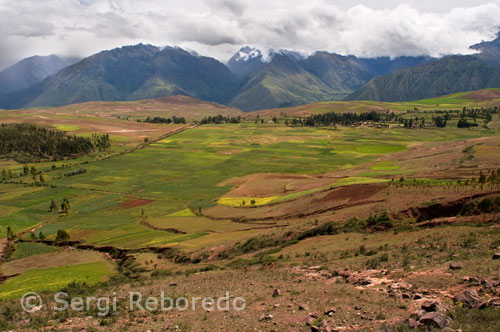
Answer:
470;31;500;51
0;54;78;93
227;47;266;78
270;49;305;61
232;47;263;62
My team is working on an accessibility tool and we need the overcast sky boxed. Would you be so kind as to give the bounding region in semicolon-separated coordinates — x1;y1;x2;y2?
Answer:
0;0;499;69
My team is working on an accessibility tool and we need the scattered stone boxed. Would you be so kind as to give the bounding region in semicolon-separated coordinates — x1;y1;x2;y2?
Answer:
272;289;281;297
402;293;411;299
351;276;371;286
410;310;427;321
482;279;500;289
453;289;486;309
336;270;351;279
421;300;440;312
413;293;423;300
309;312;319;318
419;312;449;329
324;308;336;316
273;304;280;309
306;317;315;326
169;282;177;287
320;319;332;332
488;298;500;307
259;314;273;322
404;318;420;329
493;253;500;260
463;276;480;284
299;304;308;311
354;305;362;310
449;263;462;270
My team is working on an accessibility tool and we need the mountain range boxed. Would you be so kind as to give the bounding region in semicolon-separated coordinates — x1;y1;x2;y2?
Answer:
347;33;500;102
1;32;500;111
0;55;78;94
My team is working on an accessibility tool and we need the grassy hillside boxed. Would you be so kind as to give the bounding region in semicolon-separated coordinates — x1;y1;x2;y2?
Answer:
230;54;339;111
248;88;500;118
348;56;500;102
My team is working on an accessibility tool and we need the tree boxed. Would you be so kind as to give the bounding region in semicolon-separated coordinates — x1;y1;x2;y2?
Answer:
55;229;70;243
39;174;45;183
30;232;36;240
49;200;58;212
23;165;29;175
8;170;12;179
6;226;14;239
61;198;70;214
493;196;500;222
1;169;6;179
30;166;37;175
478;198;493;223
144;137;150;144
38;231;46;240
479;171;487;184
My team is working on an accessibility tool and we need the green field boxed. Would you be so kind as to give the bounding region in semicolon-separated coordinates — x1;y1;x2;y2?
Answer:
0;262;114;300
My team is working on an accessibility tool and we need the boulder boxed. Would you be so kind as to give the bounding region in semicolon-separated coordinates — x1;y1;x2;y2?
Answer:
453;289;486;309
410;310;426;321
419;312;449;329
272;289;281;297
404;318;420;329
482;279;500;289
421;300;440;312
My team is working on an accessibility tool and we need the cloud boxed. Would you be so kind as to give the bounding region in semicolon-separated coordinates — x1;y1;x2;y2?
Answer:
0;0;499;69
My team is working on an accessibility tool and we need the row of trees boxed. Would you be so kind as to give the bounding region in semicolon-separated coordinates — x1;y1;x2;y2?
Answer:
461;196;500;222
0;123;110;161
139;116;187;124
200;115;241;124
289;111;392;127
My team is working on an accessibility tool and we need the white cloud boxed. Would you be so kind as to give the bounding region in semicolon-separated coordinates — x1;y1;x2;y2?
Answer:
0;0;499;69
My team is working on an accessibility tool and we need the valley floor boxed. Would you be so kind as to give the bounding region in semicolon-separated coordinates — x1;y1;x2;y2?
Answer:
0;97;499;331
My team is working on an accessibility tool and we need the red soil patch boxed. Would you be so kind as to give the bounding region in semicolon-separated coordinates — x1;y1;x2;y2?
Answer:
119;199;154;209
464;89;500;102
311;184;385;204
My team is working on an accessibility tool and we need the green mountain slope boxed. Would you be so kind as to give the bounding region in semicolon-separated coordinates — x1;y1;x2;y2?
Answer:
347;56;500;102
0;45;239;109
229;54;339;111
0;55;77;93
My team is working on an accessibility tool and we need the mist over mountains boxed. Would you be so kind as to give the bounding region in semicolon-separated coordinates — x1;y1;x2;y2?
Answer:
1;32;500;111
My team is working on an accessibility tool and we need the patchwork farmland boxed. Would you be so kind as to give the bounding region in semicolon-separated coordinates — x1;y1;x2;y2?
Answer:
0;90;499;331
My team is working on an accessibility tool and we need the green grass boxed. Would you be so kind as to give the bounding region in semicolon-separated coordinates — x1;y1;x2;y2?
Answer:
12;242;59;260
52;124;81;131
167;209;195;217
0;262;114;300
